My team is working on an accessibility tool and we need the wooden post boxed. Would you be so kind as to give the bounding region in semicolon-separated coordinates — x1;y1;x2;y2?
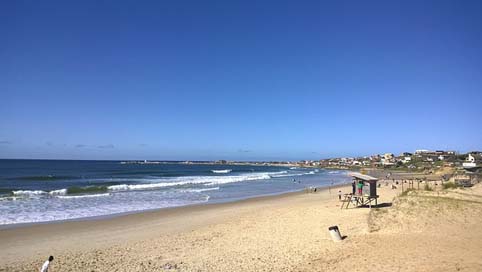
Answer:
401;179;404;193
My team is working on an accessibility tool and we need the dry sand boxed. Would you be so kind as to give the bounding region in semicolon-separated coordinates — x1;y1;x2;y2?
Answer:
1;179;482;271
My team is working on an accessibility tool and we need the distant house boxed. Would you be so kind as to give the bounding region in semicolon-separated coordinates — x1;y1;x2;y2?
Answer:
384;153;394;160
381;159;395;166
402;157;412;163
466;154;476;163
462;154;477;169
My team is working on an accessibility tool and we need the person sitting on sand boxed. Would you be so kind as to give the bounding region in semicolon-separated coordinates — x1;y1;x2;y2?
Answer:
40;256;53;272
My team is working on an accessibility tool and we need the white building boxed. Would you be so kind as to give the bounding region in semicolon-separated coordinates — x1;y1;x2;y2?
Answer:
462;154;476;169
402;157;412;164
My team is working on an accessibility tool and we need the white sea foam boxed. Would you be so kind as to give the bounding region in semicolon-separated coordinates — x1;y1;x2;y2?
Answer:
107;182;188;192
107;172;279;192
12;189;68;197
270;172;303;178
181;187;220;193
0;168;347;226
8;170;314;199
211;169;232;174
0;190;210;225
12;190;47;196
107;170;319;192
0;196;22;201
57;193;110;199
50;189;67;195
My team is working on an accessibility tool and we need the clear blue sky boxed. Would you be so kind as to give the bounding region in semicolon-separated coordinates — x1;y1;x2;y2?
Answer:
1;0;481;161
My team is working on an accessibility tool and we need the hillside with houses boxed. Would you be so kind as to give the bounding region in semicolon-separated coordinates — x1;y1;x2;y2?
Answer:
313;150;481;172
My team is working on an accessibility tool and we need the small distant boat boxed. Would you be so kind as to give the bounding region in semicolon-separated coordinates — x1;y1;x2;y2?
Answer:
211;169;232;174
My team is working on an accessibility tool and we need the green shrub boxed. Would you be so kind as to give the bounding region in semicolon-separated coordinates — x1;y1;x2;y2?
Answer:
442;182;458;189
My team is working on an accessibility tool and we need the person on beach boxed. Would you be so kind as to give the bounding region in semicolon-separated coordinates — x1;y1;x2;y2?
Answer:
338;190;342;200
40;256;53;272
357;181;363;195
351;181;356;194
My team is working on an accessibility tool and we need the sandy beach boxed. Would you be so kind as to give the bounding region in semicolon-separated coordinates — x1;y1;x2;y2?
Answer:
1;177;482;271
3;0;481;270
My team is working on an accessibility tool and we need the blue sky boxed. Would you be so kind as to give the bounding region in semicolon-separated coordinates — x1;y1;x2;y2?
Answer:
1;0;481;161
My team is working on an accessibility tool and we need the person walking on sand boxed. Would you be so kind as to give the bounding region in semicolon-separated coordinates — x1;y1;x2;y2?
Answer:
351;181;356;194
40;256;53;272
338;190;342;200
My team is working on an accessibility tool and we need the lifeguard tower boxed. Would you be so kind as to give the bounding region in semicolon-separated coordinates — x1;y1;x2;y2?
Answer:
341;173;379;209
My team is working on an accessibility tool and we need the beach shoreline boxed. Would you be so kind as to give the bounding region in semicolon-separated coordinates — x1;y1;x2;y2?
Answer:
0;183;350;267
2;171;482;271
0;182;350;231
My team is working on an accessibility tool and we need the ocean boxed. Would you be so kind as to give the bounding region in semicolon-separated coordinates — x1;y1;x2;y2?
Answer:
0;159;350;226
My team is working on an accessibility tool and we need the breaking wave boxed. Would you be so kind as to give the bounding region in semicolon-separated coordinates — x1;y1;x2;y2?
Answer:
6;170;317;200
211;169;232;174
57;193;111;199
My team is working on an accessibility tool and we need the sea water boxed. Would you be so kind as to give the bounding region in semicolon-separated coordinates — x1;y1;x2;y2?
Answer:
0;160;350;226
